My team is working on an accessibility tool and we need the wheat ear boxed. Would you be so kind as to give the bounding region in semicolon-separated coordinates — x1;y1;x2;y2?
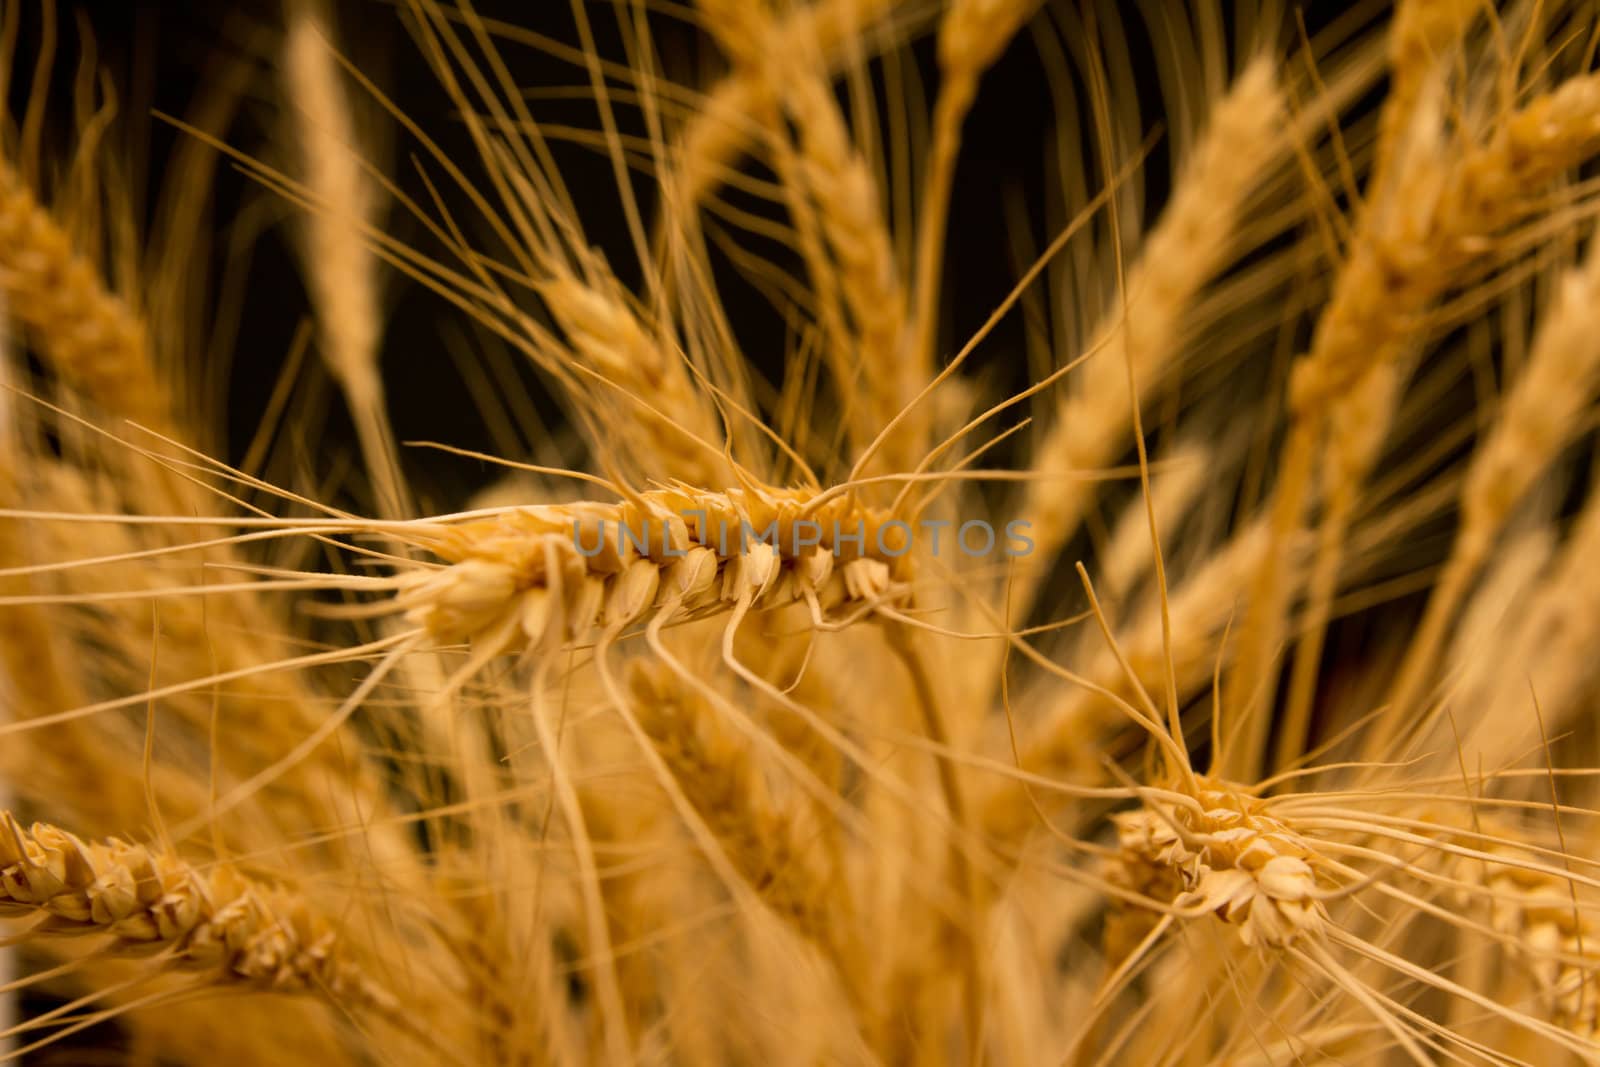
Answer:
536;269;734;488
1459;828;1600;1040
284;5;407;520
0;811;392;1012
1016;60;1283;620
628;662;861;983
674;0;904;212
1384;234;1600;732
703;0;911;471
380;483;912;654
0;167;168;431
1232;73;1600;776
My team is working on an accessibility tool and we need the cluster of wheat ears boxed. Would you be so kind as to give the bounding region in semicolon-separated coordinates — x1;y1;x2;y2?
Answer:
8;0;1600;1062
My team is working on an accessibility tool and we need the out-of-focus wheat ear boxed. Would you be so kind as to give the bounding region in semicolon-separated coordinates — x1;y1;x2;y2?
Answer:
673;0;906;212
698;0;910;472
627;662;868;1011
1276;3;1480;773
536;268;735;488
784;48;911;474
0;167;170;433
0;357;181;837
1459;483;1600;762
1231;73;1600;779
1015;60;1284;624
283;3;407;520
1376;0;1481;180
1381;234;1600;741
1444;822;1600;1042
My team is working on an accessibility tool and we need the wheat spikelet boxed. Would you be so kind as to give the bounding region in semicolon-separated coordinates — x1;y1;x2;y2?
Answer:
1109;785;1329;955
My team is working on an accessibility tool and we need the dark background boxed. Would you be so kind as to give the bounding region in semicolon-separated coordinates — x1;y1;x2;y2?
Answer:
6;0;1357;514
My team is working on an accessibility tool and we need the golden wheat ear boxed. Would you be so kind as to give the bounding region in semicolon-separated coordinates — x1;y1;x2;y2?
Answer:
0;811;395;1054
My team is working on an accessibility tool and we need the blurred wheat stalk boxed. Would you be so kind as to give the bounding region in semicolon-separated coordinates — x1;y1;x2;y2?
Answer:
5;0;1600;1063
